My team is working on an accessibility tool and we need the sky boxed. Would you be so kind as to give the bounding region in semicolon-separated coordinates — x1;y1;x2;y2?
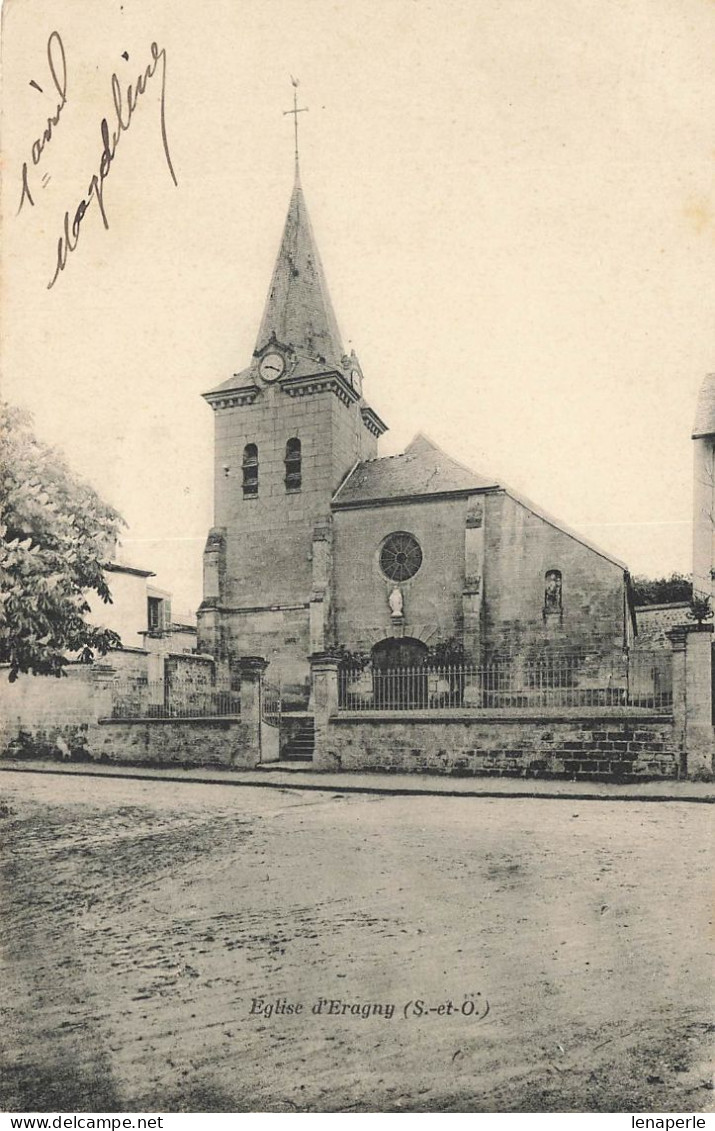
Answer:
2;0;714;614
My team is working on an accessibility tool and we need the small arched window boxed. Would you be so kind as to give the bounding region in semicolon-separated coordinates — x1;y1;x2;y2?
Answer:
544;569;562;615
242;443;258;497
284;437;302;491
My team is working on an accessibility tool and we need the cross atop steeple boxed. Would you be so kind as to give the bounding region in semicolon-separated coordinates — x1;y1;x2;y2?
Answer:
284;77;308;169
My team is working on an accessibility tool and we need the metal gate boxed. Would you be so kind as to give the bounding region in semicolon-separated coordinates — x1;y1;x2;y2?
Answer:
261;680;282;727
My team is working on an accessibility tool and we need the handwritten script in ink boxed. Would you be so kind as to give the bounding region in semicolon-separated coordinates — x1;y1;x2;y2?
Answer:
16;32;178;290
17;31;67;213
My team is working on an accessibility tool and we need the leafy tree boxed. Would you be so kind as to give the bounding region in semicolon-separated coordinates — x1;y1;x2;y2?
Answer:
0;401;124;680
630;572;693;606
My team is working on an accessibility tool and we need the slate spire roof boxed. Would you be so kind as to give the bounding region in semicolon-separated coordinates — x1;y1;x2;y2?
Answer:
254;166;344;368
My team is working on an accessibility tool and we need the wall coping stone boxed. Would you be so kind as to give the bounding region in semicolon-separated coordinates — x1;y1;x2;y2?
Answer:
309;651;342;670
333;709;674;723
235;656;269;674
667;623;714;645
98;716;241;725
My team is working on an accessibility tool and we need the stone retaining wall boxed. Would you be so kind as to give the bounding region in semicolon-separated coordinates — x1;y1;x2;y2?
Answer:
90;717;257;769
316;712;679;780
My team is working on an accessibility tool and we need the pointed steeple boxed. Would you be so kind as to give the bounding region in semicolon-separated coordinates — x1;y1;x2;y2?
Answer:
254;168;344;369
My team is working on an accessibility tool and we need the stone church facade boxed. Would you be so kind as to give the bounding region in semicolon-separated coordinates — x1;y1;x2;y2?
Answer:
197;166;634;705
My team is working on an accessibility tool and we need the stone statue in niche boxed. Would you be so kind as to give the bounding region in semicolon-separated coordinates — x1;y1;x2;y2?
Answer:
388;586;404;619
544;569;562;615
465;501;483;529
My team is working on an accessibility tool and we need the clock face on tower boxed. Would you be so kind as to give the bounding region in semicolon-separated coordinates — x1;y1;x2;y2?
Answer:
258;352;286;383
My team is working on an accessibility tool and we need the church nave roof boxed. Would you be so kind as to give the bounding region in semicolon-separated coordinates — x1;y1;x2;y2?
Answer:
332;433;499;509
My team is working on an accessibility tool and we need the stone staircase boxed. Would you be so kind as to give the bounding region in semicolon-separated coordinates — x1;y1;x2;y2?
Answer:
281;716;315;762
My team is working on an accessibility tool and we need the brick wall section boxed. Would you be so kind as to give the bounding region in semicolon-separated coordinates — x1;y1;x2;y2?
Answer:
318;714;679;780
89;718;258;768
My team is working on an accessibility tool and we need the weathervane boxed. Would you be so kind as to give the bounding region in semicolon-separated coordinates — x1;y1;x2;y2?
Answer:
284;76;308;168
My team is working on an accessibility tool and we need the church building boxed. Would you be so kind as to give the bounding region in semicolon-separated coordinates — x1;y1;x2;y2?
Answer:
197;157;634;707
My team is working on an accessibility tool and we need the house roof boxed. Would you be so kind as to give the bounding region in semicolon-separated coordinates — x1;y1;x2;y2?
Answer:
692;373;715;438
332;434;499;508
104;561;155;579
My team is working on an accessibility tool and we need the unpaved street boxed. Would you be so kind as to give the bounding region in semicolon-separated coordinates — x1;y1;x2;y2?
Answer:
0;772;712;1112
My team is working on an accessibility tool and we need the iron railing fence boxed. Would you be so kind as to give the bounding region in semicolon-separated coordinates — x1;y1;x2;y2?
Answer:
109;679;241;719
262;681;282;727
338;651;672;712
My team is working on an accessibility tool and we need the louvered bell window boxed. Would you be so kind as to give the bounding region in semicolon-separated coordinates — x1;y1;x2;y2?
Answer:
285;438;302;491
242;443;258;497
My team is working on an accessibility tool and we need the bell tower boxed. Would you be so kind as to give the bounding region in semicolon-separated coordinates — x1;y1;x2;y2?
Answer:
197;101;387;701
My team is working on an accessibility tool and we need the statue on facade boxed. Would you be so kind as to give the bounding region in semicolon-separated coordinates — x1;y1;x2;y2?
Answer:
388;586;404;619
544;569;562;615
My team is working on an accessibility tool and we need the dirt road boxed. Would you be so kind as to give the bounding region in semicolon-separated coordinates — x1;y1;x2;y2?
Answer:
0;772;712;1112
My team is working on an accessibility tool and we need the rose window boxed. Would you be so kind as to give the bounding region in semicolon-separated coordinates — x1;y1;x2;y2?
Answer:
379;532;423;582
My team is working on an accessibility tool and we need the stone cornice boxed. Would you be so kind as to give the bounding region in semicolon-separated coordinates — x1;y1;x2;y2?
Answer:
202;602;310;615
104;562;155;578
203;385;260;411
280;370;358;408
361;406;388;437
666;623;713;648
332;486;500;512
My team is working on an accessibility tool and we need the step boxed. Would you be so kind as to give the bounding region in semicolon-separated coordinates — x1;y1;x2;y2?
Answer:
255;760;314;772
281;720;315;762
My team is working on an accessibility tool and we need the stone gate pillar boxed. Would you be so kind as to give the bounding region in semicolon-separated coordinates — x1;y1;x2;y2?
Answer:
90;662;118;718
310;652;340;771
236;656;268;766
667;624;714;779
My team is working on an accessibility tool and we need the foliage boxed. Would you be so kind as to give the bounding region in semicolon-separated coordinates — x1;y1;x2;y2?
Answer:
335;637;470;671
0;401;124;680
426;637;468;667
689;595;713;626
334;645;370;672
630;573;692;606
